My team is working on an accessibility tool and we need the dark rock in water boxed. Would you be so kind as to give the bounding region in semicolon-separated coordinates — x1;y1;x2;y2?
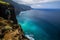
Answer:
0;17;29;40
4;0;31;15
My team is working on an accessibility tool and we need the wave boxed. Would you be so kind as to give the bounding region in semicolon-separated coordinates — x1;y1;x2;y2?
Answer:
25;34;35;40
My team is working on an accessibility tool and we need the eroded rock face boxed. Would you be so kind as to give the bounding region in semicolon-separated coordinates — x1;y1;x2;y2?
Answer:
0;17;29;40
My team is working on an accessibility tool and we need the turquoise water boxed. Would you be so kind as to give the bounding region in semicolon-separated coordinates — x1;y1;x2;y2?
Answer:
16;9;60;40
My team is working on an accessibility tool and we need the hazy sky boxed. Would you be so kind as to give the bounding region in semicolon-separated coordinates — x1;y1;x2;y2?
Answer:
13;0;60;4
13;0;60;8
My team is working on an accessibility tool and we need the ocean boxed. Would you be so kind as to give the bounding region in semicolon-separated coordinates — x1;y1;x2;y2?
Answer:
16;9;60;40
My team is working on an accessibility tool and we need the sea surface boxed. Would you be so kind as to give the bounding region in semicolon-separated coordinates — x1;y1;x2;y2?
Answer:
16;9;60;40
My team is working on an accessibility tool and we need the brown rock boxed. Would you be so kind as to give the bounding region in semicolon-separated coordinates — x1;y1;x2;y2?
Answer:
0;17;29;40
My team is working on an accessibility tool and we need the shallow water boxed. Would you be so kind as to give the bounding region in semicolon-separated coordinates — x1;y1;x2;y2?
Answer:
16;9;60;40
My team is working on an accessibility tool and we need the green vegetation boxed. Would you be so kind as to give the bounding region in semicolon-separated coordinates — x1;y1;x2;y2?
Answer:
0;1;10;5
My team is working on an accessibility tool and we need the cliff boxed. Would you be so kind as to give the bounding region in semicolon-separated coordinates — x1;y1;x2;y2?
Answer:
0;1;29;40
3;0;31;15
0;17;29;40
0;1;17;24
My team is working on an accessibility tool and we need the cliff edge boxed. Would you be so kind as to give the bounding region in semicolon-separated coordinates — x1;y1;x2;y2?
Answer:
0;1;29;40
4;0;31;15
0;17;29;40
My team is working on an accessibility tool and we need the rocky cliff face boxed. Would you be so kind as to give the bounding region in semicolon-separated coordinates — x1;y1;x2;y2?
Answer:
0;17;29;40
4;0;31;15
0;2;17;24
0;1;29;40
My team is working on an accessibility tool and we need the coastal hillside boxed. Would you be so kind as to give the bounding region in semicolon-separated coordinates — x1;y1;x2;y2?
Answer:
4;0;31;15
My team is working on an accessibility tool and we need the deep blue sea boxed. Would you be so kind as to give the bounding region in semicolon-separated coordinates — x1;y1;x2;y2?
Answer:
16;9;60;40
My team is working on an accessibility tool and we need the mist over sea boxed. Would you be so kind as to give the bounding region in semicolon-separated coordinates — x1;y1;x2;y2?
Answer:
16;9;60;40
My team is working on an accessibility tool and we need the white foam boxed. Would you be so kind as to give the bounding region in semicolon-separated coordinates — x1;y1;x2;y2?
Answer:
25;34;35;40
